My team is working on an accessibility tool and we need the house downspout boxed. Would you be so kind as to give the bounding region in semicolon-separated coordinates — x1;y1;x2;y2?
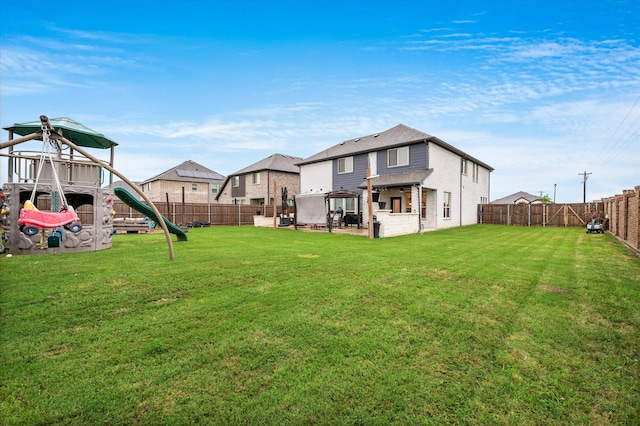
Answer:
460;157;464;226
416;184;422;232
267;170;271;206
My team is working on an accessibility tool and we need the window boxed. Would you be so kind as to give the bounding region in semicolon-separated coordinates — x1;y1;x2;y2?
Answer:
461;159;468;175
472;163;479;183
404;191;412;213
211;184;220;194
443;191;451;219
388;146;409;167
253;172;260;184
338;157;353;174
191;183;198;191
232;176;239;187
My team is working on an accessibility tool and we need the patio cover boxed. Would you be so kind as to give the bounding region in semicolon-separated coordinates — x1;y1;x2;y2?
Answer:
294;193;327;226
358;169;433;189
4;117;118;149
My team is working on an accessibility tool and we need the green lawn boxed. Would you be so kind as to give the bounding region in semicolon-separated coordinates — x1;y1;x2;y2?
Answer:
1;225;638;425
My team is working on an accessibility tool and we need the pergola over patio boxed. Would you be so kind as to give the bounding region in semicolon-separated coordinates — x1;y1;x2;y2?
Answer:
293;190;362;232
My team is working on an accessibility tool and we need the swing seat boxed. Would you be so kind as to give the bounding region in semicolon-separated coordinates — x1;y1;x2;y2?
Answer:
19;206;80;229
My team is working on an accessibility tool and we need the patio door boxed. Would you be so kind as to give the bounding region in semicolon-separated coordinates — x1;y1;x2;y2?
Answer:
391;197;402;213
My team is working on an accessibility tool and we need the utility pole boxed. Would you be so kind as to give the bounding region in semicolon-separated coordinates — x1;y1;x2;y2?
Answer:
578;171;592;203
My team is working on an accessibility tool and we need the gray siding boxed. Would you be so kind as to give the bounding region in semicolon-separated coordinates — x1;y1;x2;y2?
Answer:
231;175;246;198
332;142;428;193
377;143;428;174
333;154;368;192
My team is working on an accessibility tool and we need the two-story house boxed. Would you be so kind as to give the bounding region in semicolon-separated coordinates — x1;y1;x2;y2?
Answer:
215;153;303;206
297;124;493;234
139;160;225;204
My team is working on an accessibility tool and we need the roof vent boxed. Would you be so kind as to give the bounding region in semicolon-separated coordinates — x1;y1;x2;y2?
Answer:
354;138;360;142
373;133;379;137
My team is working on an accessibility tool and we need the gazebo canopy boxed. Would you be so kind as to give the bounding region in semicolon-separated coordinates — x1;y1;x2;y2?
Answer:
3;117;118;149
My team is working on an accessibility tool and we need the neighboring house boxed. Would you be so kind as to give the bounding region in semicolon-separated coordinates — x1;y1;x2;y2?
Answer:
296;124;493;232
109;180;143;200
215;153;303;205
140;160;225;203
492;191;543;204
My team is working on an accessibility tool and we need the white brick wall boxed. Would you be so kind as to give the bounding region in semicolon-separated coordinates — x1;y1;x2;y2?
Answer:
376;210;420;237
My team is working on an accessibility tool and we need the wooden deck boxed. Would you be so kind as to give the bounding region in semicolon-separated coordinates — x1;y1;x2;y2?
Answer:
112;218;152;234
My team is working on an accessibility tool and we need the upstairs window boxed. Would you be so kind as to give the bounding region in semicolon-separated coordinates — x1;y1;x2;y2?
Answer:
388;146;409;167
461;159;468;175
191;183;198;191
253;172;261;184
232;176;240;187
338;157;353;174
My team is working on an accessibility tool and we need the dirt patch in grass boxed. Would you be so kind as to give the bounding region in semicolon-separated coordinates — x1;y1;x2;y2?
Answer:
298;254;319;258
538;285;569;294
153;297;177;304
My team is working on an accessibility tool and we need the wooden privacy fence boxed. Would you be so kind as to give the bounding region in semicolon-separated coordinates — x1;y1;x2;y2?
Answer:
478;202;604;228
112;202;289;227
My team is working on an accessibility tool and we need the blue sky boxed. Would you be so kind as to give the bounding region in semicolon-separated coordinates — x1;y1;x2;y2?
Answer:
1;0;638;202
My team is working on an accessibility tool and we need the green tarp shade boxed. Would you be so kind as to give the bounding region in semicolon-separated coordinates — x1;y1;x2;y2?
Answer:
3;117;118;149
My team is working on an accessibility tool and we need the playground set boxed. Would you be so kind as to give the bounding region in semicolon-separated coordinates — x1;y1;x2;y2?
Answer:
0;115;185;259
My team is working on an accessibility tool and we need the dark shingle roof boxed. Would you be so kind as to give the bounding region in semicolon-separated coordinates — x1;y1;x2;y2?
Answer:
231;153;303;175
298;124;493;171
142;160;225;184
357;170;434;189
491;191;541;204
299;124;432;165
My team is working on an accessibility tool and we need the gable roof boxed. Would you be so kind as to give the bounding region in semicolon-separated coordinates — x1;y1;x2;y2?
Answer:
231;153;303;175
298;124;493;171
108;180;143;200
214;153;303;201
357;169;434;189
491;191;541;204
142;160;225;185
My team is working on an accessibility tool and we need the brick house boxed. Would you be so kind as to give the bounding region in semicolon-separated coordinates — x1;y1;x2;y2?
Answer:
139;160;225;204
215;153;303;206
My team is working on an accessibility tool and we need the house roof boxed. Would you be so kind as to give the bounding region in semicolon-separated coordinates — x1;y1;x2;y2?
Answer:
491;191;541;204
142;160;225;185
298;124;494;171
357;169;434;189
231;153;303;175
108;180;143;200
214;153;303;201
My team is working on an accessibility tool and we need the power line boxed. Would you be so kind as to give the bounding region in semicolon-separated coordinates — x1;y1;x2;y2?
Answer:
593;94;640;167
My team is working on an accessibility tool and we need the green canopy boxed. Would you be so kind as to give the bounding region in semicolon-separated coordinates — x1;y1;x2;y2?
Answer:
3;117;118;149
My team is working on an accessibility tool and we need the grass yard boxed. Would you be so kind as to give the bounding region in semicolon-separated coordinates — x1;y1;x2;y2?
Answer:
1;225;639;425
